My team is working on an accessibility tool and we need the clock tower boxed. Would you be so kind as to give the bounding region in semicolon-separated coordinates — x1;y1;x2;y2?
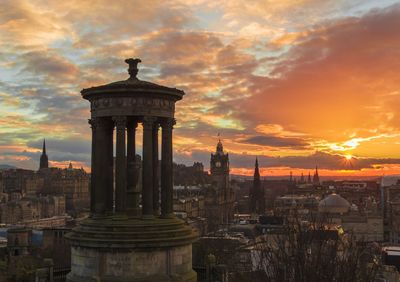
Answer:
210;139;229;190
205;139;234;230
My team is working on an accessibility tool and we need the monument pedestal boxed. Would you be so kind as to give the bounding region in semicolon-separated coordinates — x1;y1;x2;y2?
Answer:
66;217;197;282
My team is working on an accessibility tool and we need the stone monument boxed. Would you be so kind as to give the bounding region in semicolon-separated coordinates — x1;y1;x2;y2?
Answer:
66;58;197;282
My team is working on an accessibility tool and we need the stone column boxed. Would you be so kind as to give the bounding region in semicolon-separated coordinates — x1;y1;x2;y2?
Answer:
161;118;175;218
105;119;114;214
113;116;127;213
126;120;139;216
153;122;160;216
90;117;113;216
142;116;156;218
88;118;97;215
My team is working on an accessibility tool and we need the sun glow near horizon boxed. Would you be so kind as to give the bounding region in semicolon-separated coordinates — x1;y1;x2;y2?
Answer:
345;154;353;161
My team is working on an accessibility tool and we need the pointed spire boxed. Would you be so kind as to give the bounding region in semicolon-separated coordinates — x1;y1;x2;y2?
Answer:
251;157;263;214
42;139;46;154
289;171;293;182
307;172;311;183
39;138;49;170
216;138;223;154
254;157;260;178
313;165;320;185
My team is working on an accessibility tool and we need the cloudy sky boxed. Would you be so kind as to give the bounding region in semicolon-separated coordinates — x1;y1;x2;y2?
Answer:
1;0;400;177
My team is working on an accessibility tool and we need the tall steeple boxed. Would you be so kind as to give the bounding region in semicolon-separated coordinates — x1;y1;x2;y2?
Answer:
307;172;311;183
313;165;320;185
39;139;49;170
254;157;260;179
250;157;264;214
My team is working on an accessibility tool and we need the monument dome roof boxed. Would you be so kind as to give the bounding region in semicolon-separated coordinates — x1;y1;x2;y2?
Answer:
81;58;184;100
318;193;350;214
319;193;350;208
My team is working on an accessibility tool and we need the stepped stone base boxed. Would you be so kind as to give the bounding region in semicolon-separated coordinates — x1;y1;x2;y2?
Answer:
66;216;197;282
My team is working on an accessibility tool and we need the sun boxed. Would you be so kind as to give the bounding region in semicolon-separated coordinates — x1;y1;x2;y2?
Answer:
345;154;352;160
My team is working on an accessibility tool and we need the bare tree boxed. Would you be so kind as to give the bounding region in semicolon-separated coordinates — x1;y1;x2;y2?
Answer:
233;212;381;282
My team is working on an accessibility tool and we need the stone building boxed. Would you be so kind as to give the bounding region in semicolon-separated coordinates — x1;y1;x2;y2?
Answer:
46;165;89;214
204;140;235;231
341;215;384;242
174;195;205;218
7;227;32;257
66;58;197;281
274;194;320;214
25;174;45;195
0;195;65;225
173;162;209;186
318;193;384;242
0;169;35;194
0;145;90;216
383;184;400;242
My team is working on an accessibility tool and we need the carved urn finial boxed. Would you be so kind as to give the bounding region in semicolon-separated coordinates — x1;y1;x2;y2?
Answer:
125;58;142;79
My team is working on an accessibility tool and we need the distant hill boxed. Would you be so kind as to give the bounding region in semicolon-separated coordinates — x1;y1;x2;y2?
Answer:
0;164;17;170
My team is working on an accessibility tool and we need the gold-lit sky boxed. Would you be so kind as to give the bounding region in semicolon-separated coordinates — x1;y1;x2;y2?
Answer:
1;0;400;177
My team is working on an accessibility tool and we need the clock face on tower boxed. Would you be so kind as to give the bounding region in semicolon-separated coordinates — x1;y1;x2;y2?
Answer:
216;161;221;167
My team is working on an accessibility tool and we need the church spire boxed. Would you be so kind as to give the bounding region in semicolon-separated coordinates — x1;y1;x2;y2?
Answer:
250;157;264;214
313;165;320;185
254;157;260;179
39;139;49;170
43;139;46;154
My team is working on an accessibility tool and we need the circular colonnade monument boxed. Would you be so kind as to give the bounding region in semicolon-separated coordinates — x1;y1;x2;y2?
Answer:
66;59;197;282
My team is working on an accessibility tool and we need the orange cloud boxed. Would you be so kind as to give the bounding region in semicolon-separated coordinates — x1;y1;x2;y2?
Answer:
1;0;400;177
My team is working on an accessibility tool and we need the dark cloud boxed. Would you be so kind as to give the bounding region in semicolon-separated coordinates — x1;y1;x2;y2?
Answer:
241;135;309;148
27;138;90;155
20;50;79;80
175;150;400;171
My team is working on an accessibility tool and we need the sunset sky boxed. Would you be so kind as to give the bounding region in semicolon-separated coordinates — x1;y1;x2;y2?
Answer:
1;0;400;177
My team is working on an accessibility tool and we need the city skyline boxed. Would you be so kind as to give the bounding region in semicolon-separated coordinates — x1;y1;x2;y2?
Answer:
1;1;400;176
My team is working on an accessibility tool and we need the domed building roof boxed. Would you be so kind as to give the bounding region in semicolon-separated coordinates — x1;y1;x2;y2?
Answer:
318;193;350;214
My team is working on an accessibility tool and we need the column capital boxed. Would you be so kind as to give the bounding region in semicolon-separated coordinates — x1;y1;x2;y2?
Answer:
142;116;157;128
160;118;176;129
113;116;127;128
88;118;101;129
89;118;113;129
153;123;160;131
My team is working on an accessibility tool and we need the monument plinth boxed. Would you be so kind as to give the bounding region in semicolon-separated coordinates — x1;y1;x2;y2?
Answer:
66;59;197;282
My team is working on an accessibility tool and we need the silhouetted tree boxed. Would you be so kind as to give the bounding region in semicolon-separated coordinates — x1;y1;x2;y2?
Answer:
233;212;381;282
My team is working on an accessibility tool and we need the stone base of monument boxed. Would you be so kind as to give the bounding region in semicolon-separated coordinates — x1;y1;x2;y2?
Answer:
66;216;198;282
